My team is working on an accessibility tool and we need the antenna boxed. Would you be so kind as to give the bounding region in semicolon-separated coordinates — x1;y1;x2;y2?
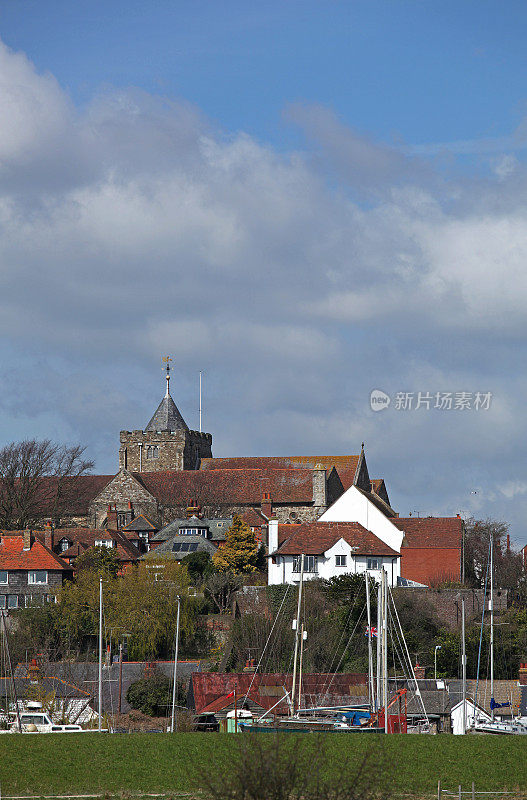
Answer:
162;356;172;397
199;371;202;433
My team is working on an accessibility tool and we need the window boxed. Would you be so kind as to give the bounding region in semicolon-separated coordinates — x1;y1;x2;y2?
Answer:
0;596;6;609
7;595;18;609
95;540;114;548
0;571;7;584
59;538;71;553
28;570;48;585
179;527;208;537
335;555;347;567
146;445;159;459
293;555;317;573
367;558;380;570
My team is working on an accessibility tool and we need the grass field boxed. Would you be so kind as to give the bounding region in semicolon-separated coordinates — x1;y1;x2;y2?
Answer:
0;733;525;798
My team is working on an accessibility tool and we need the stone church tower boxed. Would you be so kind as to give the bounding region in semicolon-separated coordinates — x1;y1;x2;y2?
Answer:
119;362;212;473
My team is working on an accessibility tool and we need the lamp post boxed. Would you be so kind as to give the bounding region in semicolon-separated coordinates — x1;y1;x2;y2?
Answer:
434;645;442;680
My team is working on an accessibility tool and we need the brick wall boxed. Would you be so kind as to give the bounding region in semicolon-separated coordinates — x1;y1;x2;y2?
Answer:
401;547;461;585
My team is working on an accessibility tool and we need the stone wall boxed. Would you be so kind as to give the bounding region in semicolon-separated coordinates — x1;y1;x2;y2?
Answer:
393;587;509;629
119;429;212;473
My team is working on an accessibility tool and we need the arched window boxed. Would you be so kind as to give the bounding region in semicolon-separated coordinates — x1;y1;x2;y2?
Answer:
152;445;159;458
146;445;152;459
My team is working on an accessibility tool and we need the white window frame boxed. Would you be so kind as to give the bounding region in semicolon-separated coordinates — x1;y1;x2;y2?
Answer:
0;571;8;585
95;540;115;548
7;595;18;609
28;570;48;585
293;555;318;574
367;558;380;570
335;555;347;567
59;538;71;552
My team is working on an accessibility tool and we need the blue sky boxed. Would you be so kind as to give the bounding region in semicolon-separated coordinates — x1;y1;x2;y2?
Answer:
1;1;527;545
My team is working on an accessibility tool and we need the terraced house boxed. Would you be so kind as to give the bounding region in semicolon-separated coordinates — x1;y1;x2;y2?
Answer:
0;530;72;609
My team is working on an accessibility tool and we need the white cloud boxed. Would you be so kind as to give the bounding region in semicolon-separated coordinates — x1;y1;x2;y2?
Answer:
0;39;527;542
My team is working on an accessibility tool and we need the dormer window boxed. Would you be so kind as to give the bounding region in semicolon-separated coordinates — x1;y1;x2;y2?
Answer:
179;528;208;537
59;538;72;553
95;540;115;548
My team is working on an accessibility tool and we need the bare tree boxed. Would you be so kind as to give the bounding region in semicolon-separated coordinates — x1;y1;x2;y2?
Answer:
0;439;94;529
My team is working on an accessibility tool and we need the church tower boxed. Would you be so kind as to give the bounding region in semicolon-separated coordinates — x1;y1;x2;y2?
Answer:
119;360;212;473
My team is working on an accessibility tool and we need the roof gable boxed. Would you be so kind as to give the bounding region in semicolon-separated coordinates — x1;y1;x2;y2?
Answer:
93;469;156;504
0;536;70;571
275;521;400;557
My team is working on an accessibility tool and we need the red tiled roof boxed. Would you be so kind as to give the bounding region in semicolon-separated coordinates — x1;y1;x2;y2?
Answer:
394;517;463;549
134;468;314;505
275;521;399;556
25;475;114;516
201;455;360;476
43;528;140;562
0;535;70;571
240;508;268;527
192;672;368;715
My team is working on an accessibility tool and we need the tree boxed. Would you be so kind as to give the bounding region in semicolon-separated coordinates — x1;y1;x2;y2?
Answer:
75;546;120;578
204;571;243;614
0;439;94;529
212;515;260;574
181;550;212;584
126;671;187;717
464;517;523;589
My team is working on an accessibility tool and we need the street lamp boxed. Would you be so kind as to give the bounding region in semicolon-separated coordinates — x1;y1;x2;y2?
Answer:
434;645;442;680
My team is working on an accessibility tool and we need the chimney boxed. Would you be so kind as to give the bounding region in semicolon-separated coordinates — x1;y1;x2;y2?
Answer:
44;521;54;551
268;518;278;554
313;464;326;509
414;662;425;680
28;657;39;684
106;504;118;530
23;529;32;551
128;501;134;519
186;498;201;518
519;663;527;686
261;492;272;518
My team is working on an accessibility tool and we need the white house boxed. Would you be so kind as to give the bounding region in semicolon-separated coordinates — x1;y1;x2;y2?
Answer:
450;699;490;735
319;484;404;553
267;519;400;586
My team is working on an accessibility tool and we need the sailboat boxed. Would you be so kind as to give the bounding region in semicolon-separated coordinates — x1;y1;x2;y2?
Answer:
471;533;527;736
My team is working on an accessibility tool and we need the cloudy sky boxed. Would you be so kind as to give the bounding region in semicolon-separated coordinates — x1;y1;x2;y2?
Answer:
1;1;527;544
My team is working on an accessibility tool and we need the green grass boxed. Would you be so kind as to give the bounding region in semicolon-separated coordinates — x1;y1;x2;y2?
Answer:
0;733;525;798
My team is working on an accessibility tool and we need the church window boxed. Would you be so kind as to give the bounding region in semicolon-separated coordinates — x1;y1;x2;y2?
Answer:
147;445;159;459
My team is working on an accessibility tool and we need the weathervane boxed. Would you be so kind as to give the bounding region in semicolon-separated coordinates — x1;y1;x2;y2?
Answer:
162;356;172;396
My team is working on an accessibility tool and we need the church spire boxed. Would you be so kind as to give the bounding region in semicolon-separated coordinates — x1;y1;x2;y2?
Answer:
163;355;171;397
145;356;188;432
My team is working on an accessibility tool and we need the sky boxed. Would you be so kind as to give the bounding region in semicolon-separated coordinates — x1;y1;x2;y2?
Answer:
1;1;527;544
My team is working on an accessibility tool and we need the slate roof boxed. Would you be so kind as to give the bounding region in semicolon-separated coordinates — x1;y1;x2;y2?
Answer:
0;535;71;571
153;517;232;543
134;468;314;505
394;517;463;549
122;515;159;533
147;534;216;560
14;660;202;714
190;672;368;715
145;393;188;432
0;676;91;700
447;679;521;717
274;521;400;557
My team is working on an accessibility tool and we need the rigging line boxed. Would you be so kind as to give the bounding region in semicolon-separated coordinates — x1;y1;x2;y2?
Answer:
242;582;291;705
320;604;367;703
388;585;429;725
319;585;362;698
475;536;492;712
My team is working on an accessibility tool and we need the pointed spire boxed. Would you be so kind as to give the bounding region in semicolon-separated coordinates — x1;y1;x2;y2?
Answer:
145;357;188;431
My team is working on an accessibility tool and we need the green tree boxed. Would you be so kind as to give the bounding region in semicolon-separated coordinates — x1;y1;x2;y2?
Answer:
75;545;120;578
126;671;187;716
181;550;212;584
212;514;260;574
464;517;523;589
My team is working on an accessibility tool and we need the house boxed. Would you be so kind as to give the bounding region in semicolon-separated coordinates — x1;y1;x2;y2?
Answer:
450;699;490;735
120;513;159;552
267;519;400;586
35;524;141;573
393;517;463;585
0;531;72;609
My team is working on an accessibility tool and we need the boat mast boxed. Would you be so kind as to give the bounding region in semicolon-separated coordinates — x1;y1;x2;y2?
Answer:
98;577;103;732
490;530;494;721
462;596;466;735
170;595;181;733
382;569;388;734
365;572;375;712
291;553;304;716
376;581;381;712
1;611;21;732
297;623;306;712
